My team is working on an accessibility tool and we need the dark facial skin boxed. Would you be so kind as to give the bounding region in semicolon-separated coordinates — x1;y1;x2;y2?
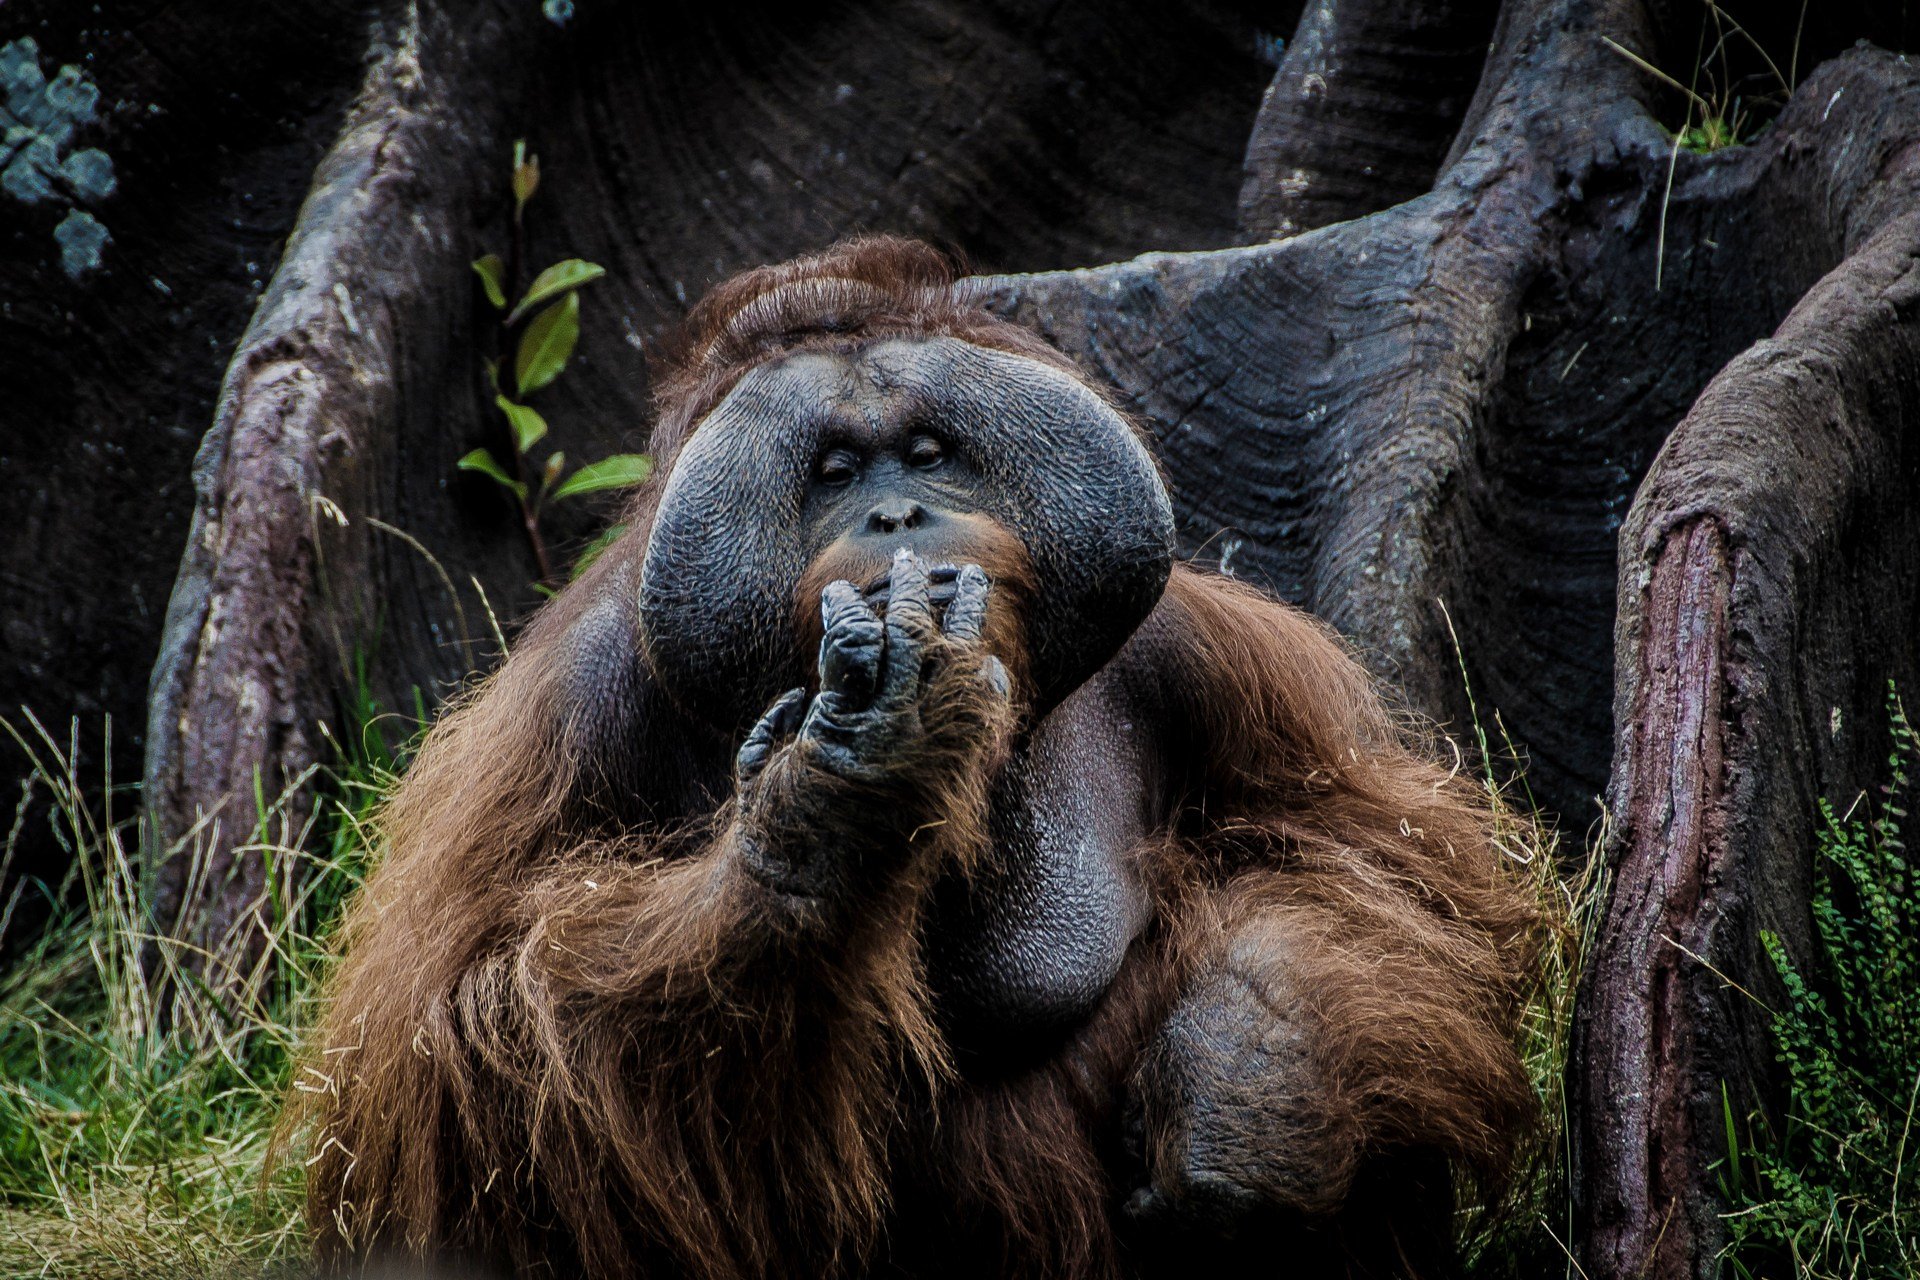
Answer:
805;408;982;580
797;388;1029;653
637;337;1175;732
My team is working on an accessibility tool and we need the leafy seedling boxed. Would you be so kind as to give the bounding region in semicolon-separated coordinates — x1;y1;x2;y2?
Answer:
460;138;652;588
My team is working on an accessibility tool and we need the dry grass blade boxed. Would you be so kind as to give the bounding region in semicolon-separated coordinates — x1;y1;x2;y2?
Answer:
0;709;395;1278
1436;599;1606;1278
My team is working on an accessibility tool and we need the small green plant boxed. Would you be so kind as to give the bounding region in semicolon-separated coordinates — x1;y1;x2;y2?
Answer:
463;139;651;590
1601;3;1804;291
1722;684;1920;1278
1601;3;1800;156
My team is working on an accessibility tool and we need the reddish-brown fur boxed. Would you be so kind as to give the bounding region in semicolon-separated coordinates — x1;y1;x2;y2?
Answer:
291;239;1542;1279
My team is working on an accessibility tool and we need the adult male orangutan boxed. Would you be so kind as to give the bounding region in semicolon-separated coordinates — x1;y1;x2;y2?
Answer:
296;237;1543;1279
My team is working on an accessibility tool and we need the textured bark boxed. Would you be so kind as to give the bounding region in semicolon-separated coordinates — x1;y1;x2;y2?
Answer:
986;0;1653;820
1238;0;1500;238
1581;206;1920;1278
0;0;1909;1274
0;0;371;935
142;5;531;958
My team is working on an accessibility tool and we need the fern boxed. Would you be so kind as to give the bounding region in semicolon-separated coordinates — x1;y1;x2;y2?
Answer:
1726;684;1920;1278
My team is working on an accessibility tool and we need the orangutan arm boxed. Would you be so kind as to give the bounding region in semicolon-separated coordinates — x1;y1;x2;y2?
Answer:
1119;567;1542;1253
1127;862;1534;1230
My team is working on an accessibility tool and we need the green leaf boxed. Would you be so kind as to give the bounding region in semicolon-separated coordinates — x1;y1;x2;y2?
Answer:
570;522;628;580
494;396;548;454
456;448;526;500
551;453;654;501
542;450;567;491
515;292;580;397
507;259;606;325
471;254;508;308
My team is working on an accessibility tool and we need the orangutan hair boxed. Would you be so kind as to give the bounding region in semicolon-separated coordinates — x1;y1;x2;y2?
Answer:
289;237;1544;1280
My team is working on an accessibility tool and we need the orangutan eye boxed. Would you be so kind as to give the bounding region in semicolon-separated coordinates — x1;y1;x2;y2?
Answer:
905;434;945;469
817;449;859;487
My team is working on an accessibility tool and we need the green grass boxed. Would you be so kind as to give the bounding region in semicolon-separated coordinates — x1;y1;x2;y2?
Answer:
1602;2;1803;157
0;707;400;1279
12;645;1910;1279
1721;684;1920;1279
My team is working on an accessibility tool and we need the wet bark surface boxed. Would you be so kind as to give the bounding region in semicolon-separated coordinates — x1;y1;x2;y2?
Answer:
5;0;1920;1275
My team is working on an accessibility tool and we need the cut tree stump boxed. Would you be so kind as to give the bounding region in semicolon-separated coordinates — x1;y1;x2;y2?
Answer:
7;0;1907;1274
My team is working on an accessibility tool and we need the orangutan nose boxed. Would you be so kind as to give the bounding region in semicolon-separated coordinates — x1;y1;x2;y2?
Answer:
865;499;929;535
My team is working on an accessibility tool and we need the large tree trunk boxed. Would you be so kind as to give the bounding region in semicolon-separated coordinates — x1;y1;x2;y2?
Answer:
1578;205;1920;1277
5;0;1916;1275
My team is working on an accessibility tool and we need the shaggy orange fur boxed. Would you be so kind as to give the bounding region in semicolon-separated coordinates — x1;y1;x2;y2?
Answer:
291;238;1542;1279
